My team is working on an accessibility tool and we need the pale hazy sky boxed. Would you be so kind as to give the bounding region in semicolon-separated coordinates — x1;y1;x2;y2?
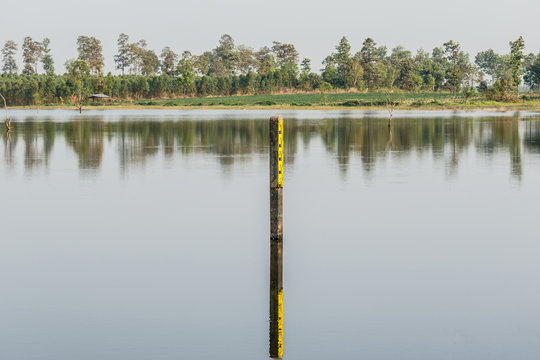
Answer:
3;0;539;74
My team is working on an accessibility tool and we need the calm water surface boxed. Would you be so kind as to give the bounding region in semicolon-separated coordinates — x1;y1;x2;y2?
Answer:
1;110;540;360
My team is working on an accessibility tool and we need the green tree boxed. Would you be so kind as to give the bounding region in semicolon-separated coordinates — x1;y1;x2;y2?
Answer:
475;49;498;83
77;36;104;75
271;41;299;89
177;56;195;95
257;47;276;75
390;46;415;90
235;45;257;74
210;34;238;76
396;58;417;90
271;41;299;69
140;49;160;76
359;38;379;91
333;36;353;88
160;46;178;75
349;57;364;89
22;36;42;75
193;51;212;76
41;38;55;75
509;36;525;91
390;46;411;60
66;59;90;111
128;40;144;74
2;40;18;73
301;58;311;75
114;33;130;75
299;58;312;90
125;40;158;75
523;53;540;90
443;40;462;95
319;81;333;104
322;55;339;86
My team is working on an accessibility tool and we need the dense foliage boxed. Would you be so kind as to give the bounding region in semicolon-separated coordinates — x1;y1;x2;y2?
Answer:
1;34;540;106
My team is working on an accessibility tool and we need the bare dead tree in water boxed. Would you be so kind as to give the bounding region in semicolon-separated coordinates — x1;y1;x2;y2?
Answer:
0;93;12;131
385;92;395;127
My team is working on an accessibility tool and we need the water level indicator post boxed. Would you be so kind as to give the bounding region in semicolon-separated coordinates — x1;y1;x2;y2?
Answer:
269;115;284;359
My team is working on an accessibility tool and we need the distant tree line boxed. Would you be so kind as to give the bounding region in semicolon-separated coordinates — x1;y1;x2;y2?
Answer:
1;34;540;105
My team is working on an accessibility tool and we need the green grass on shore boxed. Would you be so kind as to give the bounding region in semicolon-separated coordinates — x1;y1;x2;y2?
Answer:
132;92;461;107
25;92;540;110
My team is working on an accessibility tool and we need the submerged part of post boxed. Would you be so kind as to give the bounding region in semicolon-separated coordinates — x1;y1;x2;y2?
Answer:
269;115;284;358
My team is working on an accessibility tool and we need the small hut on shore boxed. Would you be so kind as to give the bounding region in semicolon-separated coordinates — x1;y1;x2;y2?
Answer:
89;94;111;102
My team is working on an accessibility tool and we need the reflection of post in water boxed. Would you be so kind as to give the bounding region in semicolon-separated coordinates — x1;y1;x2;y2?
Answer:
386;123;393;151
269;115;284;358
509;118;522;180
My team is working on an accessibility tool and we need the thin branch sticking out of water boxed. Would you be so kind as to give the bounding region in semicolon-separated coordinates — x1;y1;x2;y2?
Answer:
0;93;12;131
385;92;395;127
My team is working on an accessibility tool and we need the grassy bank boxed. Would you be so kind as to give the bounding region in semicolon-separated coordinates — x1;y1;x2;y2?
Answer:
16;92;540;111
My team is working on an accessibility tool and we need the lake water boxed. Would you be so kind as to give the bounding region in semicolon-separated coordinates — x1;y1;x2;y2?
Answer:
1;109;540;360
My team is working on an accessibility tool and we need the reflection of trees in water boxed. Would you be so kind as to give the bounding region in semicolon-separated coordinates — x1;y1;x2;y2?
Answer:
2;116;537;179
19;120;56;171
523;120;540;154
65;120;105;169
476;118;523;180
444;117;473;178
317;117;475;177
3;129;16;167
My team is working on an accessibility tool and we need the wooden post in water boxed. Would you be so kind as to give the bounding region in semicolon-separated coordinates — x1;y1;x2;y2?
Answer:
269;115;284;359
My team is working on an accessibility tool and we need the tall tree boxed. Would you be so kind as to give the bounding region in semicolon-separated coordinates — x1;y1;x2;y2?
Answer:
65;59;90;112
2;41;18;73
443;40;462;95
127;40;158;75
41;38;55;75
114;33;130;75
160;46;178;76
390;46;417;90
298;58;311;90
22;37;42;75
333;36;352;88
193;51;212;76
177;53;195;95
235;45;257;74
475;49;498;83
209;34;238;76
359;37;379;90
77;36;104;75
271;41;299;69
256;47;275;75
523;53;539;90
322;55;339;85
301;58;311;75
127;41;141;74
140;49;160;76
271;41;299;87
349;57;364;89
509;36;525;90
390;45;412;60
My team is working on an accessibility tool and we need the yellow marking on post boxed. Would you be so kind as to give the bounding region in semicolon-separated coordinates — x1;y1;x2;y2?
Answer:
278;289;284;358
278;119;284;188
